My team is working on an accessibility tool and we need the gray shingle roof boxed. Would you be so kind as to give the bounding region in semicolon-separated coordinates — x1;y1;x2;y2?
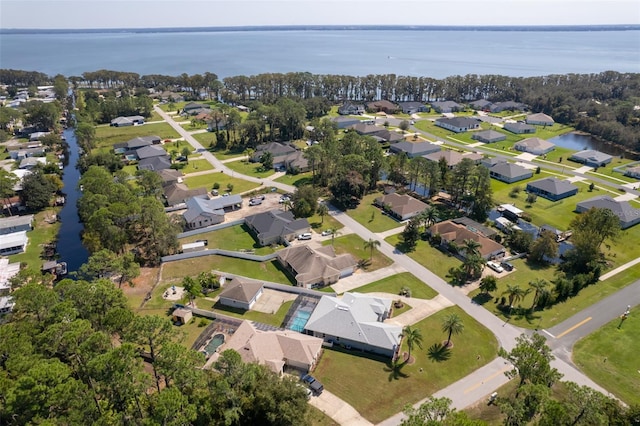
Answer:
219;277;263;303
138;156;171;171
245;210;310;242
183;194;242;223
489;162;532;179
136;145;167;159
527;177;577;195
389;141;441;156
436;116;479;128
472;129;506;142
569;150;613;164
576;196;640;228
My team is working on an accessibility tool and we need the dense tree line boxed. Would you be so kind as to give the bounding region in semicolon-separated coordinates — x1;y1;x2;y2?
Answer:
0;276;310;425
75;90;154;124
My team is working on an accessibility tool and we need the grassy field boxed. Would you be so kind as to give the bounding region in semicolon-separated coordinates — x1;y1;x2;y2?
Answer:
573;313;640;405
9;210;61;273
385;234;461;280
307;406;339;426
306;210;344;233
183;172;261;194
322;234;393;272
225;159;276;179
346;192;403;233
179;224;276;255
356;272;438;299
207;300;294;328
95;123;180;148
146;111;165;122
313;306;498;423
179;158;215;174
274;171;314;187
160;256;294;285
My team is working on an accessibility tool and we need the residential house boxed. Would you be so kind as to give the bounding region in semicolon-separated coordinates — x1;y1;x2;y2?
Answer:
113;135;161;155
182;102;210;115
469;99;493;111
224;320;323;374
218;277;264;310
388;141;441;158
398;101;429;114
514;137;555;155
480;157;506;169
157;169;183;187
207;116;228;132
244;210;310;246
428;220;505;259
624;165;640;179
435;117;480;133
19;157;46;169
349;123;383;135
526;113;554;126
303;292;402;358
0;231;28;255
366;100;398;114
423;150;483;168
374;193;428;221
163;183;208;207
138;156;171;172
29;131;50;141
504;122;536;134
135;145;167;160
277;244;357;288
338;103;365;115
451;217;497;239
330;116;361;129
489;101;526;113
576;196;640;229
250;142;306;171
568;150;613;167
110;115;145;127
183;194;242;229
0;215;33;235
430;101;463;113
498;204;524;222
472;129;506;143
8;147;45;161
526;177;578;201
0;258;20;295
488;162;534;183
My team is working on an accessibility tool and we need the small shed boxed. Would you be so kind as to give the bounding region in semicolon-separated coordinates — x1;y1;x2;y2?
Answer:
172;308;193;325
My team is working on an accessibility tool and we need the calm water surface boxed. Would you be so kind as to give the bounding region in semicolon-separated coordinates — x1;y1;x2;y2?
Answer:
549;132;630;157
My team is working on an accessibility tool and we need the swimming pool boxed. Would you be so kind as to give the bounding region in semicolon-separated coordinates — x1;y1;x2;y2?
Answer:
204;333;225;354
289;310;311;332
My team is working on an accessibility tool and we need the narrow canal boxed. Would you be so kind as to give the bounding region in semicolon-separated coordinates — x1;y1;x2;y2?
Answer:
55;125;89;273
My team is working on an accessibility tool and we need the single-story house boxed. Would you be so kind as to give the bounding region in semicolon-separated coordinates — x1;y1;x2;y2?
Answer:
624;165;640;179
568;150;613;167
388;141;441;158
224;320;323;374
469;99;493;111
428;220;505;259
218;277;264;310
163;183;208;207
430;101;463;113
157;169;183;187
138;156;171;172
124;135;161;150
28;131;50;141
575;196;640;229
398;101;429;114
374;193;428;221
245;210;310;246
489;101;526;113
206;116;227;132
183;194;242;229
0;258;21;294
435;117;480;133
472;129;507;143
498;204;524;222
514;137;556;155
0;231;28;255
182;102;210;115
371;128;404;143
110;115;145;127
423;150;483;168
504;122;536;134
19;157;47;169
135;145;167;160
330;116;361;129
480;157;506;169
526;113;555;126
304;292;402;358
495;216;522;233
277;244;357;288
338;103;365;115
349;123;383;135
0;215;33;235
366;100;398;114
8;147;45;161
172;308;193;325
526;177;578;201
489;162;534;183
451;216;497;238
251;142;306;171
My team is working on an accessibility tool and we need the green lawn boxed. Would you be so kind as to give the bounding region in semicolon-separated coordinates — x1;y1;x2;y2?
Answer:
385;234;461;281
356;272;438;300
274;171;314;187
184;172;260;194
573;312;640;405
179;224;276;255
146;111;165;122
179;158;214;174
158;101;188;112
306;209;344;233
225;159;276;179
307;406;339;426
322;234;393;272
179;121;208;131
346;192;403;233
535;146;578;164
206;300;294;328
161;256;294;285
313;306;498;423
95;122;179;148
10;210;61;274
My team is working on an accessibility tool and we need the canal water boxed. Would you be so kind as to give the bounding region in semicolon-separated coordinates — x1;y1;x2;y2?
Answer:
549;132;633;158
55;126;89;273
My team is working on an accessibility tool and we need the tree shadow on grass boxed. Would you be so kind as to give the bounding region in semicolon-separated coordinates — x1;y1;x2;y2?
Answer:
384;359;410;381
427;343;451;362
471;293;493;306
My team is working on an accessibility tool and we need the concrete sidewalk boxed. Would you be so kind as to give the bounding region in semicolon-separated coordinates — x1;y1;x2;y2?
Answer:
599;256;640;281
330;263;407;294
363;292;454;327
375;225;405;239
309;390;373;426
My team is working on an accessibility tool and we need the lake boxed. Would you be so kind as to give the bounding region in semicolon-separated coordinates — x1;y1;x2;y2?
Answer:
549;132;632;158
1;29;639;78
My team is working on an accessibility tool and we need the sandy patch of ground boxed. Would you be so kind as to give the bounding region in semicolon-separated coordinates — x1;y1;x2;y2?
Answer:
162;285;186;301
122;267;160;308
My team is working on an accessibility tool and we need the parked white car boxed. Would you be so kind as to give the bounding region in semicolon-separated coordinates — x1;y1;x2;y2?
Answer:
487;261;504;273
321;230;333;237
297;233;312;240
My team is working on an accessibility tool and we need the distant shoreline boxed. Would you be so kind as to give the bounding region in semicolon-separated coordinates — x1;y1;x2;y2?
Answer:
2;24;639;35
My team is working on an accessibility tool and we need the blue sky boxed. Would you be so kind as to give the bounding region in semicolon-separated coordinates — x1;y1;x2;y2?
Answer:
1;0;639;29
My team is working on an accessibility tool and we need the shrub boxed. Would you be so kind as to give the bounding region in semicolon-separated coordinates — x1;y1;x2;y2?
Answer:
198;319;208;327
212;182;220;189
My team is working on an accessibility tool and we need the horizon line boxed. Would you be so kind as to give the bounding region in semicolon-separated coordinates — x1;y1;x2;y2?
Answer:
2;24;639;33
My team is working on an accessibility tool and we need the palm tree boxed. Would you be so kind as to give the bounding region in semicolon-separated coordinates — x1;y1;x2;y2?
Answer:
479;275;498;294
462;253;485;280
330;228;341;246
401;325;423;362
462;238;482;258
503;284;531;312
316;203;328;224
442;314;464;348
363;238;381;261
528;279;549;310
420;206;438;229
282;199;292;212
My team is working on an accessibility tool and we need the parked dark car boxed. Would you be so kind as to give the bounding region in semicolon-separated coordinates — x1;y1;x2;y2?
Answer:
500;261;514;272
302;374;323;395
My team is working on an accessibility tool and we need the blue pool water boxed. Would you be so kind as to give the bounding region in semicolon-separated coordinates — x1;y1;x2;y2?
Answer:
204;333;225;354
289;310;312;332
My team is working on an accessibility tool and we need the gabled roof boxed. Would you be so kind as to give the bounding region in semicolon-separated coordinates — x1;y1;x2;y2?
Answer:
0;215;34;231
423;150;482;166
489;162;532;179
138;156;171;172
429;220;505;258
305;292;402;351
253;142;297;159
470;99;492;108
472;129;506;142
436;116;479;128
576;196;640;225
376;193;428;218
111;115;144;125
136;145;167;159
389;141;441;156
219;277;263;303
277;244;357;285
514;137;554;151
451;217;497;238
350;123;382;135
526;177;577;195
163;183;208;206
431;100;462;109
505;122;536;133
157;169;183;184
183;102;210;111
245;210;310;241
125;135;160;149
183;194;242;222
